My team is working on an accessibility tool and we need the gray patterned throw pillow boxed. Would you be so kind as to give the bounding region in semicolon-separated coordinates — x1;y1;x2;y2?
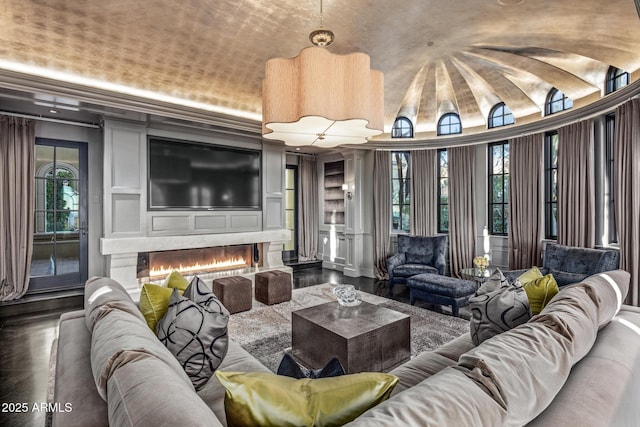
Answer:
469;269;532;345
156;276;230;390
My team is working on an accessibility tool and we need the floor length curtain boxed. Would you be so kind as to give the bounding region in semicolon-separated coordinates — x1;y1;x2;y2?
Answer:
508;133;544;269
448;146;476;278
373;151;391;279
0;116;35;301
614;98;640;306
410;149;437;236
297;157;318;261
557;119;595;247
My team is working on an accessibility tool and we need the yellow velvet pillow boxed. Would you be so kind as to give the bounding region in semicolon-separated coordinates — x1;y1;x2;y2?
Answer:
164;270;190;291
139;284;182;332
215;371;398;427
524;274;560;315
518;266;544;285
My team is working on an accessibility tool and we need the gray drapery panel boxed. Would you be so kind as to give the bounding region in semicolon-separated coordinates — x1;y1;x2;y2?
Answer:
0;116;35;301
557;119;595;247
508;133;544;269
614;99;640;306
410;149;437;236
448;146;476;278
297;157;318;261
373;151;391;279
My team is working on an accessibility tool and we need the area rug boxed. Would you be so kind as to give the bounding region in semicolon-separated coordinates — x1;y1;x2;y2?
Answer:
228;283;470;372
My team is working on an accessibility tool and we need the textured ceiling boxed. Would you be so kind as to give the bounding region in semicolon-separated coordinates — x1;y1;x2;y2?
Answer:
1;0;639;142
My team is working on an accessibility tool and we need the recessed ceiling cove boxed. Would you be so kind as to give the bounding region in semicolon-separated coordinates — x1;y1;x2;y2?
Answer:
0;0;638;140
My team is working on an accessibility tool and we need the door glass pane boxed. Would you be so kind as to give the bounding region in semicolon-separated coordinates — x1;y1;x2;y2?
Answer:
32;211;54;277
31;143;82;283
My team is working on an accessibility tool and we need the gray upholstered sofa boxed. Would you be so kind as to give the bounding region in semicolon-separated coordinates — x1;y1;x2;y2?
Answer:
503;243;620;286
387;234;448;294
53;271;640;426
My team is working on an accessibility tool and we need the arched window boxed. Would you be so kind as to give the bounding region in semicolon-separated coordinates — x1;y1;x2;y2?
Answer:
391;117;414;138
606;66;629;94
437;113;462;135
488;102;514;129
545;88;573;116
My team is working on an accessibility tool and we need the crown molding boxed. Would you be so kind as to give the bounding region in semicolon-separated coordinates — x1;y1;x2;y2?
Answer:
0;69;263;135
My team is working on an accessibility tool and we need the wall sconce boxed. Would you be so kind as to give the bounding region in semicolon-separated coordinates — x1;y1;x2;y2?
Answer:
341;183;353;199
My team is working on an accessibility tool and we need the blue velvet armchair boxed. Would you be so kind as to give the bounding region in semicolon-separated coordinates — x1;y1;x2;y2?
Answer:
503;243;620;286
387;234;448;294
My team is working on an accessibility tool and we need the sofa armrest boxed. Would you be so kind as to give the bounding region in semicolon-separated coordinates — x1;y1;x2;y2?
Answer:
434;253;446;276
53;313;108;427
387;253;406;279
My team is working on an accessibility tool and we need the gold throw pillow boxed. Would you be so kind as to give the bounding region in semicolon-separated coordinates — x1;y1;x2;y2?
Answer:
215;371;398;427
524;274;560;315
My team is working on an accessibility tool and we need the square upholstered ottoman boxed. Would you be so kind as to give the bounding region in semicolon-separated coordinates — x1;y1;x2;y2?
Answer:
212;276;252;314
255;270;292;305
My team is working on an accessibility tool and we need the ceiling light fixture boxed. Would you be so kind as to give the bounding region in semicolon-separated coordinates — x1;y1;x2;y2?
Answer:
261;0;384;148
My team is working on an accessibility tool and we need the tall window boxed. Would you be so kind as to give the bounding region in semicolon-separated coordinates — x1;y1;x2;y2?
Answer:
391;152;411;233
605;113;617;243
488;142;509;235
545;88;573;115
488;102;514;128
437;113;462;136
391;117;413;138
437;149;449;233
544;131;559;239
606;66;629;94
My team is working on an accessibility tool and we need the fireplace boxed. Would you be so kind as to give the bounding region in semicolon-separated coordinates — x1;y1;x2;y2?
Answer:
137;244;256;282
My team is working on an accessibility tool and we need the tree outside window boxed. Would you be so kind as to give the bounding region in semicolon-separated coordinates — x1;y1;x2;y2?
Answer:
488;142;509;235
391;152;410;233
545;131;559;239
438;149;449;233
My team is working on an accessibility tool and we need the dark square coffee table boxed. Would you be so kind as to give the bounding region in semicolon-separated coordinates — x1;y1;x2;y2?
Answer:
291;301;411;374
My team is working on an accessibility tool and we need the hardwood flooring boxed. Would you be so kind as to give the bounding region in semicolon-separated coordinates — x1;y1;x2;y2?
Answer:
0;267;424;426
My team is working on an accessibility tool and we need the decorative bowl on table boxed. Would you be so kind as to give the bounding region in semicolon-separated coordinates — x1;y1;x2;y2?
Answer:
332;284;362;306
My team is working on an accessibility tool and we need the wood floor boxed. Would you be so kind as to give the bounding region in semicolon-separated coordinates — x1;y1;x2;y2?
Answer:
0;267;406;426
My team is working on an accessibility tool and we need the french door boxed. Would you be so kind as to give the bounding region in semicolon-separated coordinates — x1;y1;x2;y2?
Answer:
28;138;88;293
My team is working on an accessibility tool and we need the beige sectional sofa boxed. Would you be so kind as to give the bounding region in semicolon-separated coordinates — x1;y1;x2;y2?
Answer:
53;270;640;427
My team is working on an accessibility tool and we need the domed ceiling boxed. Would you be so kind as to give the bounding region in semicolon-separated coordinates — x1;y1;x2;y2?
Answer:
0;0;639;146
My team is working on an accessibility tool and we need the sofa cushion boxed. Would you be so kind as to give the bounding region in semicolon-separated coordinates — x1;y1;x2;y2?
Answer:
90;308;193;401
53;312;109;427
344;367;507;427
156;276;230;390
469;269;532;345
108;356;221;427
527;307;640;427
84;276;145;332
392;264;438;277
523;274;559;315
216;371;398;427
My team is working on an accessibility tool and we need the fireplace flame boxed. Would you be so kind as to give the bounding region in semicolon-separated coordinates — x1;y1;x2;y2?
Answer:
149;256;248;278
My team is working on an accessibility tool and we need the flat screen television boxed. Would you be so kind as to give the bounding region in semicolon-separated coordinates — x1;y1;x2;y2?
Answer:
148;137;261;210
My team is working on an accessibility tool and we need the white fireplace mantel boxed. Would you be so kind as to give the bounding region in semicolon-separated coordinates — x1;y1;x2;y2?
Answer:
100;229;292;296
100;229;290;255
